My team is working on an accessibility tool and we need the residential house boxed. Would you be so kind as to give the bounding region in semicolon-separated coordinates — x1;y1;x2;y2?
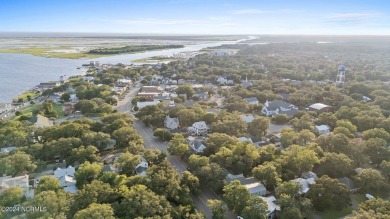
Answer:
241;80;252;89
136;100;160;109
188;137;206;154
338;177;358;192
244;182;267;196
188;121;209;136
260;196;281;219
308;103;331;112
262;100;298;116
141;86;163;93
83;76;94;82
225;174;267;196
0;175;33;199
244;97;259;106
138;92;160;99
315;125;331;135
216;76;233;85
291;177;316;194
117;79;132;86
164;116;180;130
134;157;149;176
37;81;61;89
241;114;255;124
213;50;235;56
34;114;54;127
237;137;253;144
54;166;77;194
69;94;78;103
0;146;17;154
103;164;119;173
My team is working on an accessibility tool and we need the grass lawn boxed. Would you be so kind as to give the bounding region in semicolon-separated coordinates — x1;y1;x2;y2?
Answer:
11;104;40;120
53;104;65;118
315;206;353;219
0;47;106;59
351;194;366;204
12;103;65;120
12;91;40;102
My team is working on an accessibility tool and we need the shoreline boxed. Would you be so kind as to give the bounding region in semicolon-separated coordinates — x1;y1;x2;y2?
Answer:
1;37;253;104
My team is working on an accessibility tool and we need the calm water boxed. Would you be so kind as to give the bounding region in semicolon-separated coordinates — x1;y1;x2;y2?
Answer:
0;39;247;103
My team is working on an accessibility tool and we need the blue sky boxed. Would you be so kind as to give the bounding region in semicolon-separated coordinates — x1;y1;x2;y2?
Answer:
1;0;389;34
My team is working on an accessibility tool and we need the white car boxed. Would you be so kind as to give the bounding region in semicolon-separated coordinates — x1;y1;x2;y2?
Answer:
366;194;374;200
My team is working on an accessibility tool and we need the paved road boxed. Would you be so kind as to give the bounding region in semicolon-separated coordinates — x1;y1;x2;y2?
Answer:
133;119;236;219
116;82;235;219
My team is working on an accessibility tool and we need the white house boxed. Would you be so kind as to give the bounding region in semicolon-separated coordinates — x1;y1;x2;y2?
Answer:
309;103;331;111
262;100;298;116
136;100;160;109
0;146;17;154
164;116;179;130
260;196;281;219
54;166;77;194
188;121;209;136
291;177;316;194
134;157;149;176
237;137;253;144
244;97;259;106
315;125;331;135
244;182;267;196
241;114;255;124
0;175;33;199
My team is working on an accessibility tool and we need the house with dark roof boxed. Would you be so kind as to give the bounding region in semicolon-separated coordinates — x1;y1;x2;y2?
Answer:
262;100;298;116
134;158;149;176
188;136;206;153
338;177;358;192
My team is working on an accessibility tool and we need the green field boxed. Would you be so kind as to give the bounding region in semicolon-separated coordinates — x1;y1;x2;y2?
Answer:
88;44;184;55
12;103;65;121
0;47;107;59
133;56;178;63
315;206;353;219
12;91;40;102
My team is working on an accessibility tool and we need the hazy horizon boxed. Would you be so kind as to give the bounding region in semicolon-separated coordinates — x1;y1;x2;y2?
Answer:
1;0;390;35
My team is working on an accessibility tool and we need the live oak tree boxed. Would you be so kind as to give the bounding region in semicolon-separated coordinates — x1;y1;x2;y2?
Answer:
115;152;141;176
363;138;389;164
241;196;268;219
181;171;200;195
146;161;181;201
248;116;270;138
223;180;250;215
0;187;25;207
68;145;100;165
346;198;390;219
74;161;103;188
318;152;353;178
168;134;190;158
70;180;116;217
307;175;351;211
252;162;281;190
355;168;388;195
73;203;115;219
0;151;37;176
204;133;239;155
207;199;227;219
35;176;62;194
280;145;319;177
114;184;172;218
28;190;74;219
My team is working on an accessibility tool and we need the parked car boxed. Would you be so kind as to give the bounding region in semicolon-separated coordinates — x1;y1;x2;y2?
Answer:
366;194;374;200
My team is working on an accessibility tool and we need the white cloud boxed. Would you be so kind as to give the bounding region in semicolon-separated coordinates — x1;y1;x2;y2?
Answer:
113;18;202;25
328;13;381;20
229;9;303;15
